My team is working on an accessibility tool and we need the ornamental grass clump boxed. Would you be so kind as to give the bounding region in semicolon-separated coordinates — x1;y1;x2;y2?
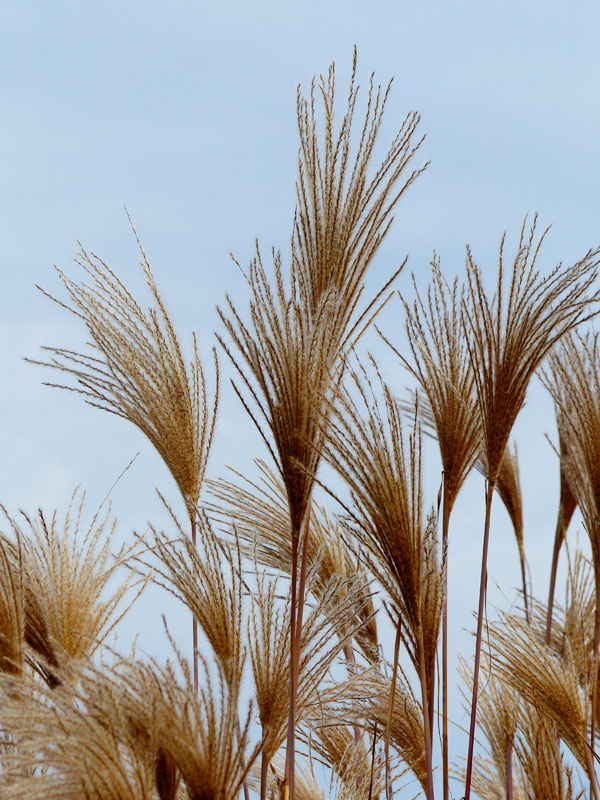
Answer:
13;50;600;800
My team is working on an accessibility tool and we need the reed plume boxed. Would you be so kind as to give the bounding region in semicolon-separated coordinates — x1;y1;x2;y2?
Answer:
0;489;141;685
462;216;600;800
542;332;600;760
29;232;218;691
218;52;426;799
249;565;368;796
487;611;598;793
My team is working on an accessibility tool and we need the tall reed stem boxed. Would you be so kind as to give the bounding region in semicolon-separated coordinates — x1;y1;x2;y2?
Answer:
385;618;402;800
441;477;451;800
191;519;198;694
285;517;311;800
260;751;268;800
591;577;600;798
464;480;495;800
284;535;299;798
505;738;513;800
418;629;435;800
545;522;564;644
585;741;600;800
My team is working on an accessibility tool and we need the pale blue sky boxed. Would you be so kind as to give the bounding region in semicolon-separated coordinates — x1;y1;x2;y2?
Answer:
2;1;599;795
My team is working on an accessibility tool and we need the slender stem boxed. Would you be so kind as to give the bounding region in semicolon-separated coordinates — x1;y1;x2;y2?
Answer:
285;517;311;800
591;575;600;798
190;519;198;694
284;535;299;798
505;738;513;800
519;550;529;625
441;479;451;800
464;480;495;800
367;723;378;800
545;520;565;645
585;741;600;800
260;751;268;800
385;617;402;800
418;628;435;800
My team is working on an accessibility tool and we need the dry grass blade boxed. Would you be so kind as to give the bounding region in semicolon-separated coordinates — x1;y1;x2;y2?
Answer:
29;235;218;524
1;488;143;683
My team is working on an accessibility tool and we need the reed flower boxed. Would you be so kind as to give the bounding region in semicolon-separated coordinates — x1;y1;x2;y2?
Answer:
29;236;218;525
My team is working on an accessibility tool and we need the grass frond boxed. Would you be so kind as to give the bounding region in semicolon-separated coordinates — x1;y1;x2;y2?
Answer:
29;238;218;523
464;216;600;484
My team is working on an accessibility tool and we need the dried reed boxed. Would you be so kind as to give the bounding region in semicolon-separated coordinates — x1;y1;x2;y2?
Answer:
462;217;600;800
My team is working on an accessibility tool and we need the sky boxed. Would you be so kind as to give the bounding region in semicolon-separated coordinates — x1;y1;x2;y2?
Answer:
2;0;600;794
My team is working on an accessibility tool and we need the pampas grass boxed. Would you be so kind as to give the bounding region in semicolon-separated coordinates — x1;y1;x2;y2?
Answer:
14;51;600;800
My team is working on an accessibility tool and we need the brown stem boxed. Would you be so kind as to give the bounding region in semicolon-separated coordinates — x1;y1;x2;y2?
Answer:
367;722;378;800
464;480;495;800
585;741;600;800
260;751;268;800
545;519;565;645
284;535;299;798
385;617;402;800
190;519;198;694
506;738;513;800
519;549;529;625
591;576;600;798
285;518;311;800
441;479;451;800
418;627;435;800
